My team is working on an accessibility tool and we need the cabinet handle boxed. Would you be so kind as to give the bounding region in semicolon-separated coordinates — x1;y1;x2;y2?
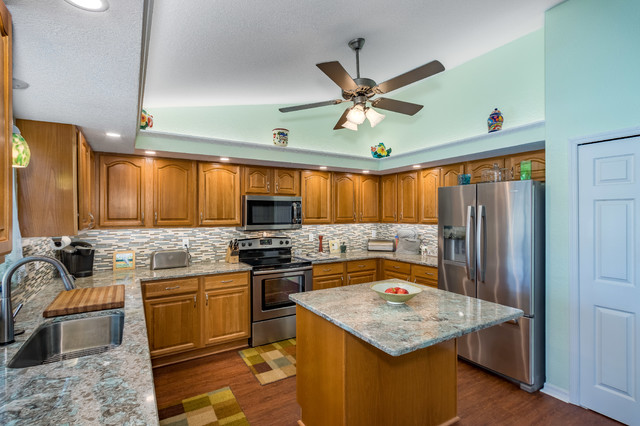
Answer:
358;264;365;268
347;275;351;284
341;276;344;284
154;211;158;225
393;266;400;269
275;182;279;193
267;182;270;192
194;295;197;307
200;212;203;225
353;213;356;221
88;212;95;229
400;212;403;220
165;286;180;290
141;211;144;222
205;293;209;306
220;279;233;283
414;278;417;283
426;272;434;276
323;268;331;272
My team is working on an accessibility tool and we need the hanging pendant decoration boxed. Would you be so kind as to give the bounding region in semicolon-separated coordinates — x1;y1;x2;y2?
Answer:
487;108;503;133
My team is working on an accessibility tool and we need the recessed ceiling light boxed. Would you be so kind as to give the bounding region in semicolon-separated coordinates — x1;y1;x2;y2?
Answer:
362;170;370;174
412;164;421;169
319;166;327;170
220;157;230;162
106;132;121;138
145;150;156;155
12;78;29;89
64;0;109;12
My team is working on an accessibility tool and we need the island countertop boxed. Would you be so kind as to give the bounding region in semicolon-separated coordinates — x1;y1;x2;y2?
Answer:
290;279;523;357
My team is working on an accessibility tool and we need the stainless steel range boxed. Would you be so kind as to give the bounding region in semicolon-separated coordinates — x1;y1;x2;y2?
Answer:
237;236;312;346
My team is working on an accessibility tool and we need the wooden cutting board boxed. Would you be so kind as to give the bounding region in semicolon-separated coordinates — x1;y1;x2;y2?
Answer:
42;285;125;318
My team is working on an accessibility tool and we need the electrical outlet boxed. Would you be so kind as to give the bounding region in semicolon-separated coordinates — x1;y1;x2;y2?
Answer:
372;230;377;238
182;238;190;249
308;233;313;242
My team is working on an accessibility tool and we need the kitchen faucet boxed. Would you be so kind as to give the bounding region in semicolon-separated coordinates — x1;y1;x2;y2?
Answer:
1;256;76;345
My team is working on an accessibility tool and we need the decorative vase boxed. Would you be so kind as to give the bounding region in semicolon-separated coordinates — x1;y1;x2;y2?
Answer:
140;109;153;130
273;128;289;146
370;142;392;158
487;108;503;133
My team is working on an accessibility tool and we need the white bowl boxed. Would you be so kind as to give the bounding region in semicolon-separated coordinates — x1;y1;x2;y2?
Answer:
371;282;423;305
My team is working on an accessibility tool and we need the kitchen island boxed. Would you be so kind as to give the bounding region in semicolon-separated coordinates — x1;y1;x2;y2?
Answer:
290;279;523;426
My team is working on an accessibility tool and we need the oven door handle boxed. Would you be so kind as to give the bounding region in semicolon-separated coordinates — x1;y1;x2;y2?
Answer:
252;266;312;276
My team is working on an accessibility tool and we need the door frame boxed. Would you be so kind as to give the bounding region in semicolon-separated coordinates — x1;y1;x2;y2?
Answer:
567;125;640;405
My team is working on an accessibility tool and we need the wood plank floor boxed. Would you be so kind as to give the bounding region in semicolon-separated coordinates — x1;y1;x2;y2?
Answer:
153;350;620;426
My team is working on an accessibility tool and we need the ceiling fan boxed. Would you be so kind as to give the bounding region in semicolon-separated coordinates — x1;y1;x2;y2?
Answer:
279;37;445;131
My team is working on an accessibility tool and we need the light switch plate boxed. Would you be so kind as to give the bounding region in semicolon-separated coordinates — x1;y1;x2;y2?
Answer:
182;238;190;249
372;230;377;238
308;233;313;242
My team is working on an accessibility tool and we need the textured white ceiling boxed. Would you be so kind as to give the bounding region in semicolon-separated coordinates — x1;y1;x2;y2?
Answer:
144;0;563;108
6;0;145;152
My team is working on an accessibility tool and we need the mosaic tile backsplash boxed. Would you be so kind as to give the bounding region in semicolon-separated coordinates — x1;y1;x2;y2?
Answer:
10;224;437;303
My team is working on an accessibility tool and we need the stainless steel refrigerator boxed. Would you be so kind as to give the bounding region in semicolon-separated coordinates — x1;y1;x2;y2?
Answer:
438;180;545;392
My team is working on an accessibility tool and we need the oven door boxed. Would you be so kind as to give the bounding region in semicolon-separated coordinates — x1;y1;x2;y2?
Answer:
252;266;312;321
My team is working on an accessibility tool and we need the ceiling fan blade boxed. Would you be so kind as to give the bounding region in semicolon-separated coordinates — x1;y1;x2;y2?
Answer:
371;97;423;116
333;107;351;130
317;61;358;92
279;99;343;113
373;60;445;94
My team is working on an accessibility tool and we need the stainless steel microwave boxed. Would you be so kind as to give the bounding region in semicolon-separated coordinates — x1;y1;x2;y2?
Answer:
238;195;303;231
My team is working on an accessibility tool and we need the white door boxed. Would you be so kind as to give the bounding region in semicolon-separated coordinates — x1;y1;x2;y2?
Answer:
578;136;640;425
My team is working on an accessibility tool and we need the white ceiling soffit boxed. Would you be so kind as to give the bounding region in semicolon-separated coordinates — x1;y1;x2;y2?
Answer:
144;0;564;109
7;0;147;152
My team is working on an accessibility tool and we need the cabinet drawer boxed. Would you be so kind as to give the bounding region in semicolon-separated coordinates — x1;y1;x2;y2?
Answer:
383;260;411;275
313;262;344;277
346;259;377;273
411;265;438;280
143;277;199;299
203;272;249;290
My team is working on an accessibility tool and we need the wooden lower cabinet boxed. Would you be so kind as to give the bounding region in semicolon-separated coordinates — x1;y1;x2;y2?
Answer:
410;264;438;288
381;260;411;281
345;259;377;285
313;262;344;290
313;260;378;288
142;272;250;365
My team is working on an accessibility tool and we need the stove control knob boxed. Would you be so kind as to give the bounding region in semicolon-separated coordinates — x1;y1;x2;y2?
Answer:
280;241;284;245
241;242;246;247
285;240;290;245
248;242;252;247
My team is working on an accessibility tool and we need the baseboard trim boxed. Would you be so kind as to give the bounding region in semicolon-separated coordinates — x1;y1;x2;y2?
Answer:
540;383;571;403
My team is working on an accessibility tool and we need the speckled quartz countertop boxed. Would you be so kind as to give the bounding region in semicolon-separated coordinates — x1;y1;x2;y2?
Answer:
299;250;438;267
0;261;251;425
290;279;523;357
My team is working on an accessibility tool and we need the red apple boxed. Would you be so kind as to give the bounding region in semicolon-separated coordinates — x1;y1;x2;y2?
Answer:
384;287;397;294
395;287;409;294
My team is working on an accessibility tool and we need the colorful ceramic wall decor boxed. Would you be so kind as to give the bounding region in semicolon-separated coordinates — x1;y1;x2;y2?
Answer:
272;128;289;146
487;108;503;133
371;142;392;158
140;109;153;130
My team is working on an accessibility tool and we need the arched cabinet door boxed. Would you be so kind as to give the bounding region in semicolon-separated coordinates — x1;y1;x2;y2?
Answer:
99;154;146;227
198;163;241;226
301;170;331;224
153;158;196;227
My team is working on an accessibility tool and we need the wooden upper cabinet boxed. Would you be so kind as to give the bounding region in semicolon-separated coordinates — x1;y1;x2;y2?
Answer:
397;171;418;223
99;154;146;227
380;174;397;222
359;175;379;222
0;3;11;258
153;158;196;227
440;163;465;187
77;131;95;231
419;168;440;224
333;173;359;223
198;163;241;226
301;170;331;224
243;166;300;195
274;168;300;195
465;157;504;184
506;150;546;181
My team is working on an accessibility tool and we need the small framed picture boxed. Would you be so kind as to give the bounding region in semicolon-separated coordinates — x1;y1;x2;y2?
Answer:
329;240;340;254
113;251;135;270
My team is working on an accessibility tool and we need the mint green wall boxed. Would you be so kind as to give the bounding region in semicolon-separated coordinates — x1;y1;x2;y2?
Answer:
139;29;544;167
545;0;640;392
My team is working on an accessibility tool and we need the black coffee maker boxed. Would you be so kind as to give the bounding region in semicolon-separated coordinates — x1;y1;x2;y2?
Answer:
61;241;95;277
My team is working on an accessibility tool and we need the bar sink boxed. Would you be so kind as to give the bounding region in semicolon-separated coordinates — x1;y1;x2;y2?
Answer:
7;312;124;368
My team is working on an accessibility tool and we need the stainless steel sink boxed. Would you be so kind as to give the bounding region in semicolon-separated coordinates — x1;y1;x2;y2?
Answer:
7;312;124;368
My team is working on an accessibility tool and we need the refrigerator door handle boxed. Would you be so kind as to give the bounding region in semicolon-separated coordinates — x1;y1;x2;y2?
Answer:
465;205;475;280
477;204;486;282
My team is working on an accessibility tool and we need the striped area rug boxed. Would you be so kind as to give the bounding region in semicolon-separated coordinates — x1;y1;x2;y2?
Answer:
158;386;249;425
238;338;297;385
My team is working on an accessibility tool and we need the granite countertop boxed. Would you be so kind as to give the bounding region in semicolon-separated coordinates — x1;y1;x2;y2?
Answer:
0;260;251;425
299;250;438;267
290;279;523;357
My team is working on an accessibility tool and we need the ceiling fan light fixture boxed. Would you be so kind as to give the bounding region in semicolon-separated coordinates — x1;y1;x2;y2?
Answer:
341;121;358;131
365;107;385;128
346;104;366;125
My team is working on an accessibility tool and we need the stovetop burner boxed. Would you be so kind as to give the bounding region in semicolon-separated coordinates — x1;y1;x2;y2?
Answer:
236;236;311;271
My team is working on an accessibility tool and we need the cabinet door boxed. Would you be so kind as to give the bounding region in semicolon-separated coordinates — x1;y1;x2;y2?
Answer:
77;131;94;230
274;168;300;195
465;157;504;184
411;265;438;288
153;158;196;226
397;171;418;223
301;170;331;224
144;292;199;357
243;166;271;194
198;163;241;226
506;150;546;181
359;175;379;222
99;154;145;227
413;276;438;288
382;270;411;281
203;286;250;346
419;168;440;224
313;274;343;290
440;163;465;187
0;3;10;258
333;173;358;223
346;270;377;285
380;174;397;222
